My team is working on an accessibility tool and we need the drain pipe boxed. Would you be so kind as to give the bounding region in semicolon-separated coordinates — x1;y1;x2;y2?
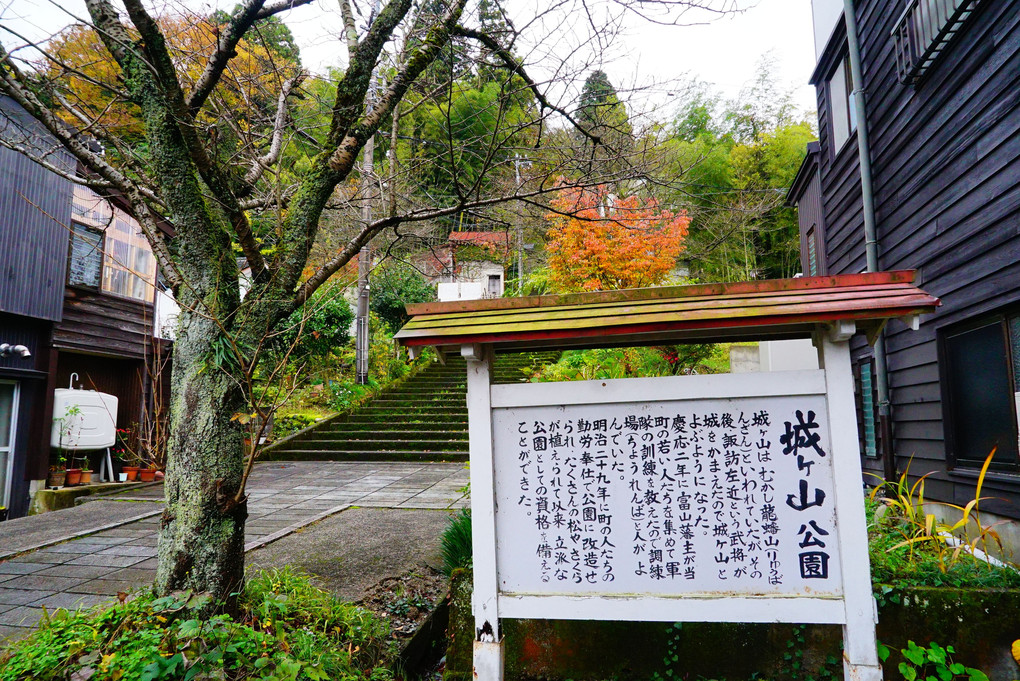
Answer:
844;0;896;481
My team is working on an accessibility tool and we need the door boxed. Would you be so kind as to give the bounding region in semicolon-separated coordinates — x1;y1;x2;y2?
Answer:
0;381;17;509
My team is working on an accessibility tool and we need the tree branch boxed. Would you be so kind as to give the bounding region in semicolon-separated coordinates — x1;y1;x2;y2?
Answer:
243;73;305;187
326;0;468;173
119;0;268;276
453;25;603;147
338;0;361;54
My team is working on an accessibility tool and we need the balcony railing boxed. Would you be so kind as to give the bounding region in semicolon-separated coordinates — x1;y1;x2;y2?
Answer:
892;0;982;85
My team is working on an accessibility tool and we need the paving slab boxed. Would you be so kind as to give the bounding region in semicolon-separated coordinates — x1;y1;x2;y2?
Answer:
67;579;142;596
0;606;45;627
0;588;53;606
30;592;112;610
35;565;119;579
0;575;87;592
0;501;163;560
0;562;48;575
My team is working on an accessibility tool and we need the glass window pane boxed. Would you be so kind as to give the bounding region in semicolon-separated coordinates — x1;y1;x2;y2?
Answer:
68;224;102;288
830;60;850;149
101;215;156;301
945;321;1018;467
861;362;876;457
0;383;13;450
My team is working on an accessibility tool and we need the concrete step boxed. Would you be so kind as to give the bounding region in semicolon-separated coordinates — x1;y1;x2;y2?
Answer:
303;429;469;440
266;450;469;462
284;438;469;452
355;405;468;414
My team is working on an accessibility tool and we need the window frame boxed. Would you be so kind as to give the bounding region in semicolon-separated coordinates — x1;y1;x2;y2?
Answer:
67;221;105;291
827;51;858;158
0;380;19;510
853;356;880;459
938;310;1020;474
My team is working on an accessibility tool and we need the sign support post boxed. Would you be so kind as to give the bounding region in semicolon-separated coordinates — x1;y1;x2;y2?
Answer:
818;326;882;681
464;343;504;680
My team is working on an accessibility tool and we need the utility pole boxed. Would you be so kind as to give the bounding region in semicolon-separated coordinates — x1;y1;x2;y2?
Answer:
355;0;381;385
514;154;525;294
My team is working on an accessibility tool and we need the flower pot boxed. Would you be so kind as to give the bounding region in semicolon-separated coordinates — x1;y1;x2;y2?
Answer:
123;466;139;481
80;471;92;484
65;468;82;486
0;508;8;522
139;469;156;482
47;470;67;488
118;473;128;482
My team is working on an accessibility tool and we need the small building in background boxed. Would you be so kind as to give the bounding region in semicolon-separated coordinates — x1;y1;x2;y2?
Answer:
419;231;512;302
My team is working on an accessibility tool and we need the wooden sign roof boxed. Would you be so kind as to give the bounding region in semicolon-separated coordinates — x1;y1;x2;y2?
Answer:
394;270;940;352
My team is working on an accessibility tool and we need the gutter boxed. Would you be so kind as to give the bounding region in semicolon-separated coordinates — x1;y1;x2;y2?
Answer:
844;0;896;481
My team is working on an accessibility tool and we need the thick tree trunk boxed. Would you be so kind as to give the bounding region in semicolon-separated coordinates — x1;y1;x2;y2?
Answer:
155;293;247;609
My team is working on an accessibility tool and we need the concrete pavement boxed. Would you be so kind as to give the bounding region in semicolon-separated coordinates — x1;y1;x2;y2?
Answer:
0;461;469;643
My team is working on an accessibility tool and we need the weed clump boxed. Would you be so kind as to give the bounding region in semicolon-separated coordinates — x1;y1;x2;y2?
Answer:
0;567;392;681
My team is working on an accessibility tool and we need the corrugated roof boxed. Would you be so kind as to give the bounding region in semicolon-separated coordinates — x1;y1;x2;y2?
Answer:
394;271;940;352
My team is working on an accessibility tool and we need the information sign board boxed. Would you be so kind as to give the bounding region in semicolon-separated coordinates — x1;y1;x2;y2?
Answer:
493;394;841;599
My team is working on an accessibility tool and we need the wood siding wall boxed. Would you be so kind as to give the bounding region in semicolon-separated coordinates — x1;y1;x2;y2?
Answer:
53;287;155;360
0;98;74;323
814;1;1020;515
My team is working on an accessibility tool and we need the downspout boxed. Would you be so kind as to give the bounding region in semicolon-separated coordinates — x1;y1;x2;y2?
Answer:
844;0;896;481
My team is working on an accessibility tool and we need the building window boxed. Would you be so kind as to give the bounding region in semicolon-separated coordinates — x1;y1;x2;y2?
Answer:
892;0;984;85
68;223;103;288
940;313;1020;471
806;227;819;276
854;358;879;458
829;53;857;152
487;274;501;298
70;186;157;302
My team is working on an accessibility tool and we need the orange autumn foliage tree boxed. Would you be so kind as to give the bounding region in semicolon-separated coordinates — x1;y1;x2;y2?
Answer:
546;186;690;292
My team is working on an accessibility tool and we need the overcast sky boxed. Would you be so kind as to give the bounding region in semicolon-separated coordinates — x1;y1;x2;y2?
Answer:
0;0;818;123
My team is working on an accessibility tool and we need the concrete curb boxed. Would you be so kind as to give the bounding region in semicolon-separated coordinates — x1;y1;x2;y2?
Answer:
0;507;164;562
243;503;352;553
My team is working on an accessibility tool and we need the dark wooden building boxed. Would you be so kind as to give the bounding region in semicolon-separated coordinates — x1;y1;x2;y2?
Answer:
0;97;167;517
788;1;1020;517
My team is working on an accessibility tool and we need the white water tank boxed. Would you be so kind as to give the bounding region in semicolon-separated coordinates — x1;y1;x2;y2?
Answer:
50;389;118;450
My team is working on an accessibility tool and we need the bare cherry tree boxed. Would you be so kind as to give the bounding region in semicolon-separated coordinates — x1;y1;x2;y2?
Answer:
0;0;740;608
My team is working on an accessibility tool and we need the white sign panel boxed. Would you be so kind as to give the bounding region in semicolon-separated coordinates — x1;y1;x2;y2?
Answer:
493;393;841;598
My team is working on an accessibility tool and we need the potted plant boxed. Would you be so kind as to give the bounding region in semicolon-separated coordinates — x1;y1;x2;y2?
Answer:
55;404;83;486
47;452;67;488
65;462;83;486
139;463;157;482
80;459;93;485
113;427;138;481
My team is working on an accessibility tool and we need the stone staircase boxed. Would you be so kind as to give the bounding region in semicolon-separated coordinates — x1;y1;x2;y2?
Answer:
262;351;560;462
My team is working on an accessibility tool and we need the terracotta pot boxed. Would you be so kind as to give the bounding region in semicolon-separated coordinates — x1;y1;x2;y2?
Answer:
123;466;139;481
47;470;67;488
139;469;156;482
80;471;92;484
65;468;82;486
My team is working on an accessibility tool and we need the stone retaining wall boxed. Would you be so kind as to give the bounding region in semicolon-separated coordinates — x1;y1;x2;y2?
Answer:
445;570;1020;680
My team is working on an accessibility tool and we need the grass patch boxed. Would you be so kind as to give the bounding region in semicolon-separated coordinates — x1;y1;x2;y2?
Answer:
440;509;472;576
0;568;393;681
867;496;1020;592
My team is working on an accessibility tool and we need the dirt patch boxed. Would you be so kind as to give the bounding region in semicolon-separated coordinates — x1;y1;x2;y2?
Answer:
358;565;448;641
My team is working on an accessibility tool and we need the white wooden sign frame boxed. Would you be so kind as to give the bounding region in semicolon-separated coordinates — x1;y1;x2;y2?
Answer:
463;325;882;681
